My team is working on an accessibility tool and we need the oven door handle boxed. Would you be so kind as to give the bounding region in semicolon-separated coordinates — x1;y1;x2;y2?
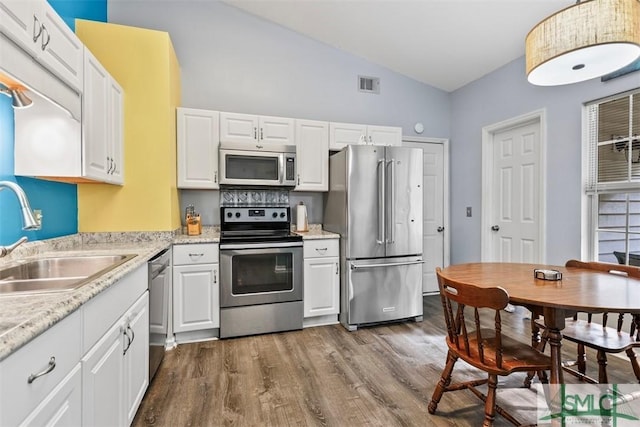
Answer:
220;241;303;250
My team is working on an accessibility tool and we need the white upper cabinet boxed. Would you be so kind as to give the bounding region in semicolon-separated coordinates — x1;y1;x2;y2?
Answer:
294;119;328;192
329;122;368;150
366;125;402;146
177;107;220;189
329;122;402;150
0;0;83;91
83;47;124;185
220;112;294;145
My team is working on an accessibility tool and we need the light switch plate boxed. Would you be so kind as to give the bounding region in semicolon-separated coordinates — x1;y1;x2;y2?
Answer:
466;207;472;217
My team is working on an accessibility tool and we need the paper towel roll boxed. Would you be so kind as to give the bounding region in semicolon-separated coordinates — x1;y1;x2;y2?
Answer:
296;202;308;232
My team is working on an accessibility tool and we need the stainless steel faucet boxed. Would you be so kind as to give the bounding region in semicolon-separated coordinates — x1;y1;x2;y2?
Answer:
0;181;41;257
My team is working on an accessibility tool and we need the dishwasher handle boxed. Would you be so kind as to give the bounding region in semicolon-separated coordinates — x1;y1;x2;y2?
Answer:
149;249;170;279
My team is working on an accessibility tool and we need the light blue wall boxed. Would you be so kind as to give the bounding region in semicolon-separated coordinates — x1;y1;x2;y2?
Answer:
108;0;450;225
0;0;107;246
450;56;640;265
108;1;449;138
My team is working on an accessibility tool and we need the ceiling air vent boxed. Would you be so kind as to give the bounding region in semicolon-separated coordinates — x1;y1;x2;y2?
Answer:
358;75;380;94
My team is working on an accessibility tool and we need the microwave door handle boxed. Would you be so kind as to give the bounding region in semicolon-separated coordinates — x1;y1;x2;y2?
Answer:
280;154;285;184
377;158;385;245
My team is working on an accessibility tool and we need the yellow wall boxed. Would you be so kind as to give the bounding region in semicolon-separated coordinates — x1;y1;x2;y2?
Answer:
75;20;181;231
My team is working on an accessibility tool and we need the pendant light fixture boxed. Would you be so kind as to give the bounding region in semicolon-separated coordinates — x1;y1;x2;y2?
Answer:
526;0;640;86
0;84;33;109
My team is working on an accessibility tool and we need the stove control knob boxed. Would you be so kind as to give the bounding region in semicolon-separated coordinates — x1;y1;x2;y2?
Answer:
272;212;278;218
280;212;286;218
226;212;232;218
235;212;241;218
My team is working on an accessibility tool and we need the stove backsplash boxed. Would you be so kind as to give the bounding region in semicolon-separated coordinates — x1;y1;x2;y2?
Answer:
178;189;323;226
220;189;289;207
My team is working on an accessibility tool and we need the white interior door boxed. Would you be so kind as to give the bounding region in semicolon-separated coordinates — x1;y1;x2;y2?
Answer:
484;119;543;263
403;139;447;294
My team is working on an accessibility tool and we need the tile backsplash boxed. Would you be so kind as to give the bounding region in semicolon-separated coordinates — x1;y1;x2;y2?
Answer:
179;189;323;226
220;189;289;206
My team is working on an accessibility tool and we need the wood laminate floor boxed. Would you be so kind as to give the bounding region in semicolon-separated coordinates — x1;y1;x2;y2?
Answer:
133;296;634;427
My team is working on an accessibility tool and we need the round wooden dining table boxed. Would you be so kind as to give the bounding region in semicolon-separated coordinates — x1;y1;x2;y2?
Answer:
438;262;640;385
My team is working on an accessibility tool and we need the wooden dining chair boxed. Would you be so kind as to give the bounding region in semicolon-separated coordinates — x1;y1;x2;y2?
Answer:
531;260;640;384
429;268;551;427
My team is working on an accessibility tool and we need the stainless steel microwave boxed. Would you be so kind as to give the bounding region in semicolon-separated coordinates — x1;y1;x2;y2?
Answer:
219;142;297;187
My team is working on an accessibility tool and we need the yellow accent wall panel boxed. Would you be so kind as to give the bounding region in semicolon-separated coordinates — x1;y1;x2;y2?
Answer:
76;20;181;231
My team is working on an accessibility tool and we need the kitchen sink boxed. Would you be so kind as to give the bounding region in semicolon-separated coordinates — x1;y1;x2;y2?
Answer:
0;254;137;295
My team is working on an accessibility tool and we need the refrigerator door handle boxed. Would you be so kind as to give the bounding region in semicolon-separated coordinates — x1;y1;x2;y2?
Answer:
387;158;395;244
350;260;424;270
377;158;385;245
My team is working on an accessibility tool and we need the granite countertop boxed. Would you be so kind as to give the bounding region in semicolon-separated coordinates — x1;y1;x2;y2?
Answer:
0;234;172;362
0;224;338;362
293;224;340;239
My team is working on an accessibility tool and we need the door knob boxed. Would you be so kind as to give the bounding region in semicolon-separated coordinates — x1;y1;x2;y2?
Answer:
491;225;500;231
437;226;444;232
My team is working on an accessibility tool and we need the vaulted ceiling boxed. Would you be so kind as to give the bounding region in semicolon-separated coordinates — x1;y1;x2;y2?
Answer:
223;0;575;92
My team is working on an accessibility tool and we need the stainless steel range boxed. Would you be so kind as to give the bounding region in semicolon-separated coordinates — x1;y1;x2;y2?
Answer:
219;206;303;338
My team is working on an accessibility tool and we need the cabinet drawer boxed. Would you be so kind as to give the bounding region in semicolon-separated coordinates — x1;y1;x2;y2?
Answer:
173;243;219;265
82;265;147;353
304;239;339;258
0;309;81;427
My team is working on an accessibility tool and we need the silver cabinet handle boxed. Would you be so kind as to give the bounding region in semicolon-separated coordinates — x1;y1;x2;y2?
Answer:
315;247;327;253
260;128;264;140
336;262;339;275
297;174;300;185
33;15;42;42
256;145;264;150
491;225;500;231
253;127;257;139
437;226;445;232
40;24;50;50
369;135;372;143
122;327;131;355
213;270;217;284
28;357;56;384
214;171;218;183
189;253;204;258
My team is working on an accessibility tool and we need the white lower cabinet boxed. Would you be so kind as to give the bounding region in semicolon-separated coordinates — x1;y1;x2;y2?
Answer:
173;243;220;342
0;310;82;427
82;291;149;427
0;262;150;427
303;239;340;327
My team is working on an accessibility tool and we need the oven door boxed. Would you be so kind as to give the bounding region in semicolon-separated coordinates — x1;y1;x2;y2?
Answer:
219;242;303;307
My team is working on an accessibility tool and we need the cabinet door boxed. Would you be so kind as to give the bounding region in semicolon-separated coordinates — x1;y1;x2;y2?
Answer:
0;0;39;56
367;125;402;146
81;320;125;427
39;1;83;91
83;48;110;182
259;115;295;145
108;78;124;184
219;112;258;144
177;108;220;188
329;122;367;150
294;119;328;191
303;257;340;317
173;264;219;333
123;293;149;427
19;364;82;427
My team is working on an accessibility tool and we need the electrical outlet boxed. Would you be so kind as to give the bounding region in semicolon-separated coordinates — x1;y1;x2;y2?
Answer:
34;209;43;226
466;207;472;217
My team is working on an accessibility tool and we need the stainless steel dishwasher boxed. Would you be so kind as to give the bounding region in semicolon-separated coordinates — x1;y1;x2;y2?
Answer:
148;248;171;381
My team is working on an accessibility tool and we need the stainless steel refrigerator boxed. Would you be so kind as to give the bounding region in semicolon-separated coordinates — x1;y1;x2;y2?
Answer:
324;145;423;331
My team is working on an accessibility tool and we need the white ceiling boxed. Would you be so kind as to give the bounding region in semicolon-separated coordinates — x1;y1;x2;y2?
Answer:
223;0;575;92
